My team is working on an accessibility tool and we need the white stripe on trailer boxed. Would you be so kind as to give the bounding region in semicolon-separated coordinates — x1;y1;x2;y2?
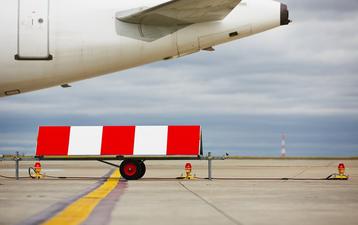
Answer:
133;126;168;155
68;126;103;155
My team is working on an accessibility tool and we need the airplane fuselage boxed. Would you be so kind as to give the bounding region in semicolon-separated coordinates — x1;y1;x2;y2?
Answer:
0;0;289;97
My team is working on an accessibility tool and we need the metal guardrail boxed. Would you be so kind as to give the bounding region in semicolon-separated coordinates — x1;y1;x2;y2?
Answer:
0;152;23;180
2;152;358;180
2;154;358;161
1;152;223;180
227;156;358;160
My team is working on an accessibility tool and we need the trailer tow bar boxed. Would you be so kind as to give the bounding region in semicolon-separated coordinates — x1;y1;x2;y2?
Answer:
97;159;121;169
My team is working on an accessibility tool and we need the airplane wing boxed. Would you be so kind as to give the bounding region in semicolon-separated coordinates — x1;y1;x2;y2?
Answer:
117;0;242;26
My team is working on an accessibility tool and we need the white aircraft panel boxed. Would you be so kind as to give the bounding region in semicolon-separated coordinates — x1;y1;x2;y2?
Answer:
17;0;50;59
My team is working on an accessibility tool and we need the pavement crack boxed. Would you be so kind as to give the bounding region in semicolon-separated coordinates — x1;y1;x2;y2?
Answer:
178;182;243;225
289;166;311;180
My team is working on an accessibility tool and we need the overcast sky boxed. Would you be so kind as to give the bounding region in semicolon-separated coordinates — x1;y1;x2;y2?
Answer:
1;0;358;156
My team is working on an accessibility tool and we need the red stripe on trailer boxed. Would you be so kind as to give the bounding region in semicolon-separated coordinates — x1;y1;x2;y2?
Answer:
101;126;135;155
166;126;201;155
36;126;70;156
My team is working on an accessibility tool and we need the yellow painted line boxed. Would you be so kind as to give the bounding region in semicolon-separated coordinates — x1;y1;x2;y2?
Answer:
42;170;120;225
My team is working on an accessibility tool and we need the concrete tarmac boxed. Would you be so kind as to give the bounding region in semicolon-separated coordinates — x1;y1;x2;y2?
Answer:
1;159;358;225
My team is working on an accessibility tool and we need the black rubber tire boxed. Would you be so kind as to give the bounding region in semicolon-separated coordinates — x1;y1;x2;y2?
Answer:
120;159;142;180
137;161;146;179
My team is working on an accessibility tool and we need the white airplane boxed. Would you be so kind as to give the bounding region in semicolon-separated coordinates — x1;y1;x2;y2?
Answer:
0;0;290;97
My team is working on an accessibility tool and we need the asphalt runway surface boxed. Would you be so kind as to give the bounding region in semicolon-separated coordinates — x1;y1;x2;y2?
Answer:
1;159;357;225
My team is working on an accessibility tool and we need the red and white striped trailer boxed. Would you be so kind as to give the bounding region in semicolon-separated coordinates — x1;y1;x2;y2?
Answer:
36;125;203;180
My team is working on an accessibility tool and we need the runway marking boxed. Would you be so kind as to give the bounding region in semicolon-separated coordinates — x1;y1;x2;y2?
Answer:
41;170;120;225
83;177;127;225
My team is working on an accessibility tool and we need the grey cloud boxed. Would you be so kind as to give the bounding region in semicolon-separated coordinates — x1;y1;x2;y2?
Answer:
1;0;358;156
286;0;358;13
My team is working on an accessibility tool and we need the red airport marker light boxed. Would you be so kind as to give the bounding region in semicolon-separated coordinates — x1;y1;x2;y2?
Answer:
34;162;42;179
34;162;41;173
185;163;192;178
177;162;195;180
338;163;345;175
327;163;348;180
185;162;192;172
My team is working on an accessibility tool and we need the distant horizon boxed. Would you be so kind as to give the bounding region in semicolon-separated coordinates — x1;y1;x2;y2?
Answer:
1;148;358;157
1;114;357;157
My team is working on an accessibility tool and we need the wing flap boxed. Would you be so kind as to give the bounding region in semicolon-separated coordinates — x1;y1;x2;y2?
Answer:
117;0;241;26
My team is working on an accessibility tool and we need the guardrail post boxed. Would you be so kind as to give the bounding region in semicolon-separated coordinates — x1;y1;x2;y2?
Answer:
208;152;212;180
15;151;20;180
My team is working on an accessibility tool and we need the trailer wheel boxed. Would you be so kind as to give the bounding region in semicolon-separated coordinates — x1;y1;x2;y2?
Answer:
138;161;146;179
120;159;142;180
